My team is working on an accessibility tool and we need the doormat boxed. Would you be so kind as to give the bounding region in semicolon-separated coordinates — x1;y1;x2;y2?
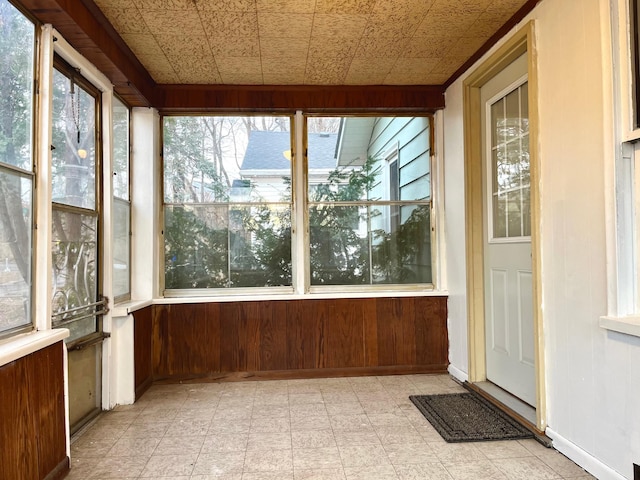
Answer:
409;391;533;443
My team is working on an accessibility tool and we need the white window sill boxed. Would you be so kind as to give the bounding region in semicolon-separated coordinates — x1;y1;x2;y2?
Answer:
599;315;640;338
0;329;69;367
111;299;153;317
155;289;449;305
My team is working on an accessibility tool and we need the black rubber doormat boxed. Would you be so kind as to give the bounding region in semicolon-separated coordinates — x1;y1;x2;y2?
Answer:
409;391;533;443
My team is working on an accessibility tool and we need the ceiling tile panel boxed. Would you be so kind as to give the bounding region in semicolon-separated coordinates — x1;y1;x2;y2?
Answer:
305;56;351;84
403;36;457;58
414;10;481;37
312;14;368;38
372;0;434;17
315;0;377;14
256;0;316;13
140;9;206;36
308;36;359;62
209;36;260;57
344;57;395;84
262;70;306;84
194;0;257;11
383;58;440;84
199;11;259;38
445;36;490;58
260;37;310;58
121;33;166;57
137;53;178;83
362;13;423;38
159;35;220;83
355;36;409;58
94;0;133;9
100;8;149;35
134;0;196;9
258;13;314;37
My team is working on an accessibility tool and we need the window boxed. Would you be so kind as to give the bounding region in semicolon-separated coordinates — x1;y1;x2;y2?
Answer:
163;115;293;290
162;114;433;293
51;58;105;343
112;96;130;301
308;116;432;286
0;0;36;337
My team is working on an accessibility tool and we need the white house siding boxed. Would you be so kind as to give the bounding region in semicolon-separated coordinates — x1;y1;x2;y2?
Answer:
444;0;640;478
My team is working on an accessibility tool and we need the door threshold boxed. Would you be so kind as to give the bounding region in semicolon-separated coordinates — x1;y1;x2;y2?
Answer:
465;381;548;441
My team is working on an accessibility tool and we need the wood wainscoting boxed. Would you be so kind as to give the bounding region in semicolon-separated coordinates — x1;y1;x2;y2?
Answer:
134;296;448;383
0;341;69;480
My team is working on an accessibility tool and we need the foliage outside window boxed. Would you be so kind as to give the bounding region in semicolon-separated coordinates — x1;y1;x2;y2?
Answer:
0;0;35;336
163;115;293;290
51;61;102;343
112;97;130;300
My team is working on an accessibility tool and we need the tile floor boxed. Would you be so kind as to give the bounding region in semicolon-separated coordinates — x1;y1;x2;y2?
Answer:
68;374;595;479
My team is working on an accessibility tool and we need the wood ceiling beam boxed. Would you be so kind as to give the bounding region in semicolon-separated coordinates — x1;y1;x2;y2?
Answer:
157;84;446;114
20;0;157;107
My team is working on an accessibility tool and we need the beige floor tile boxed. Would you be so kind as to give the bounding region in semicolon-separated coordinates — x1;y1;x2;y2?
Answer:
201;433;249;453
536;450;590;477
293;446;342;470
290;392;324;404
330;414;372;431
492;456;562;479
190;474;242;479
253;404;291;418
291;414;332;431
374;425;424;445
475;440;535;459
395;462;454;479
333;430;381;446
106;436;160;457
290;402;328;417
343;465;399;480
384;442;437;465
166;417;212;436
90;456;149;478
242;472;294;479
244;448;294;472
338;444;391;467
429;442;488;463
294;468;346;479
250;416;291;433
291;429;337;449
139;454;197;477
322;392;359;404
121;421;171;439
325;402;364;416
66;456;103;480
367;412;412;427
258;393;291;406
360;401;404;415
192;452;246;476
247;432;292;451
153;435;205;455
443;460;508;479
208;419;251;435
71;436;117;457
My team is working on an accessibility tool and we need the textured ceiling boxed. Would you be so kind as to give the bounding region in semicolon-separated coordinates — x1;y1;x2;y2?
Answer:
93;0;529;86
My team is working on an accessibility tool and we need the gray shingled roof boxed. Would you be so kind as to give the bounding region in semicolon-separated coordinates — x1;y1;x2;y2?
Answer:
240;130;337;171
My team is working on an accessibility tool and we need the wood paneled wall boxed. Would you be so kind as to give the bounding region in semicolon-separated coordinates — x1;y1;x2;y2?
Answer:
0;341;68;480
142;297;448;382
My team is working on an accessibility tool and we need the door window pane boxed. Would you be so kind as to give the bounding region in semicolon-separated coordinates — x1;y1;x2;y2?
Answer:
113;199;130;298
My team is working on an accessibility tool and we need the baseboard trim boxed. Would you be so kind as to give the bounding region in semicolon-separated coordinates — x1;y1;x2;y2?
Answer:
43;456;70;480
151;365;449;384
448;364;469;383
546;428;627;480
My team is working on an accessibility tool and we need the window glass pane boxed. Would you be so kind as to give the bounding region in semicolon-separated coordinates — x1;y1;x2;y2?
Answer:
112;97;129;201
163;115;292;290
165;205;229;289
52;69;97;209
0;1;34;172
229;205;291;287
0;170;32;333
51;210;98;341
493;193;507;238
372;205;431;284
507;189;523;237
113;198;130;298
164;116;291;204
310;205;370;286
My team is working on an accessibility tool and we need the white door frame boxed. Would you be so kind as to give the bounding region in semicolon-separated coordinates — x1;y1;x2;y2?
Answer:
462;21;546;431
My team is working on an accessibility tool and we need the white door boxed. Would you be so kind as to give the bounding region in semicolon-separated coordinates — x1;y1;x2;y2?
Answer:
481;53;536;407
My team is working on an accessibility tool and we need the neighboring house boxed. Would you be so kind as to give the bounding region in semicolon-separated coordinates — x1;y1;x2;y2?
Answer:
238;130;339;202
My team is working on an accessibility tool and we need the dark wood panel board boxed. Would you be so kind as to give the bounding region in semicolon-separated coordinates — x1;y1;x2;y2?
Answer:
149;297;448;382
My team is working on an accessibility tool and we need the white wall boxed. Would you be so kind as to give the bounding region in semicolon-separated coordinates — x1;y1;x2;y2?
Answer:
444;0;640;478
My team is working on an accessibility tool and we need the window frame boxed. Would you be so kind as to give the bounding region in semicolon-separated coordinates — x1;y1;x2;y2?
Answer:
160;112;437;297
111;94;131;303
0;0;38;340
